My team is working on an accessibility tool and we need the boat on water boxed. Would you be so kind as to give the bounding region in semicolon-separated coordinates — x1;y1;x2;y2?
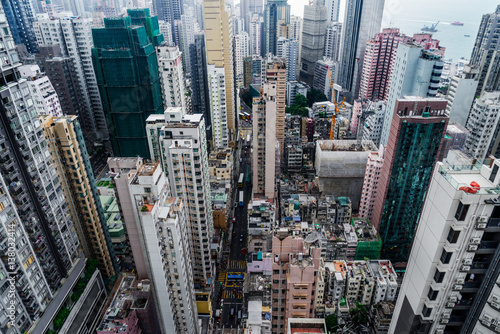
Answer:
422;21;440;32
464;34;471;37
451;21;464;26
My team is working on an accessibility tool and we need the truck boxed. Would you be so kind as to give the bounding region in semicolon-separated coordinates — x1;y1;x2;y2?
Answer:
239;191;244;207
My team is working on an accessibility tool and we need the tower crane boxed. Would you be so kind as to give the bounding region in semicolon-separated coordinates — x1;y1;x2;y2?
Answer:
329;68;346;140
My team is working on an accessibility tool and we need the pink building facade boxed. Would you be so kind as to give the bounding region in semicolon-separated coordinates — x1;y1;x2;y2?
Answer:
359;146;385;219
412;33;446;58
271;235;322;334
358;29;411;101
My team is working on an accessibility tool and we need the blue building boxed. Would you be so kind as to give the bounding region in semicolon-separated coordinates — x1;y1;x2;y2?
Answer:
1;0;38;53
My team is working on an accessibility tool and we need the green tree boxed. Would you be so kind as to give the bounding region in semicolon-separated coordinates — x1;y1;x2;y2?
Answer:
349;302;369;330
286;94;309;117
241;91;253;107
325;314;339;333
307;89;328;107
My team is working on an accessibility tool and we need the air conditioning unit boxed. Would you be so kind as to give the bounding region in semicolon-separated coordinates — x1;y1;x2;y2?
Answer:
453;285;463;290
461;265;471;271
463;258;473;265
468;245;478;251
493;295;500;302
456;278;465;284
449;296;458;303
477;216;489;223
483;314;493;323
471;237;481;244
476;223;487;229
440;319;449;324
446;302;455;308
443;314;450;319
491;301;500;309
435;330;444;334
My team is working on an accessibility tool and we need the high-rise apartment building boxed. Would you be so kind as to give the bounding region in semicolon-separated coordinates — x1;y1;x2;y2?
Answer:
40;115;118;278
1;0;37;52
299;0;327;86
0;10;80;294
361;100;386;146
359;146;385;220
324;0;340;23
358;28;411;101
324;22;342;62
18;65;62;116
271;234;323;334
463;91;500;160
277;37;298;82
337;0;385;102
34;16;108;142
159;19;174;45
92;9;164;158
189;33;212;140
379;44;444;146
157;44;186;110
249;14;263;56
289;15;302;62
372;97;448;266
266;58;286;154
470;5;500;95
146;108;214;290
252;82;278;199
152;0;181;42
389;158;500;334
204;0;236;148
240;0;264;32
120;161;199;333
179;13;196;72
286;81;308;105
445;65;479;127
263;0;290;56
313;58;335;101
234;32;250;88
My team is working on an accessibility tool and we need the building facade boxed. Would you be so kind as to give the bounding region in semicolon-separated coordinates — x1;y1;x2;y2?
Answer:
157;44;186;110
92;9;164;158
359;146;385;220
18;65;62;116
1;0;37;52
263;0;290;56
146;109;214;290
372;97;448;266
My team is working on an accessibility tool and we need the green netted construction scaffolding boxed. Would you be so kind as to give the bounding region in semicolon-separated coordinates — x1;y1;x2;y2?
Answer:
351;218;382;260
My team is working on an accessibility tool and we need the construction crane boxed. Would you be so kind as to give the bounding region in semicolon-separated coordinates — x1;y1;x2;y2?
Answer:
329;68;346;140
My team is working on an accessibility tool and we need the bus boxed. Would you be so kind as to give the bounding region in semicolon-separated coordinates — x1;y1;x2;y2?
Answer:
227;274;244;280
246;134;251;148
238;173;244;188
239;191;244;207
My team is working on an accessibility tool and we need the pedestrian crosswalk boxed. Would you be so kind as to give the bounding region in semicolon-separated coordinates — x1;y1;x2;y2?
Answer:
218;273;225;282
229;260;246;270
223;290;243;300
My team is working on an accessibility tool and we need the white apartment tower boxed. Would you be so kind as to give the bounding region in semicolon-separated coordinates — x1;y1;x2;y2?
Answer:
277;38;298;82
180;13;196;72
359;146;385;220
34;17;108;141
207;65;229;147
389;159;500;334
445;66;479;127
324;22;342;62
379;44;444;146
157;44;187;110
18;65;63;116
159;20;174;45
146;108;214;290
128;162;199;334
249;14;262;56
234;32;250;88
463;91;500;160
252;82;278;199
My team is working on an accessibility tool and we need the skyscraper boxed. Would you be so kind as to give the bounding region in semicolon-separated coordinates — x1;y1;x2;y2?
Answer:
324;22;342;62
234;32;250;88
146;108;214;291
92;9;164;158
266;57;286;154
18;65;62;116
40;115;119;278
358;28;411;101
337;0;385;102
179;13;196;72
389;158;500;334
34;16;109;142
157;44;187;110
379;44;444;146
277;37;297;82
470;5;500;95
324;0;340;23
240;0;264;32
153;0;181;42
263;0;290;56
463;91;500;159
189;33;212;140
0;0;37;52
204;0;236;148
372;97;448;266
249;14;263;55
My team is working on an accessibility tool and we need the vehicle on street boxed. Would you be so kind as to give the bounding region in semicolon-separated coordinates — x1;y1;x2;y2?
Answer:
230;308;235;318
244;150;247;155
239;191;244;207
240;234;244;242
238;173;244;188
232;217;236;223
240;157;242;163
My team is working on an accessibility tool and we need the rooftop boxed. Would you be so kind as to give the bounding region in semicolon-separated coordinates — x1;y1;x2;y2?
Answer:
318;140;377;152
438;161;500;195
137;163;158;176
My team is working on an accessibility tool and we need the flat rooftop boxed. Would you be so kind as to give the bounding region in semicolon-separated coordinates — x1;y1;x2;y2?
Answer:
318;140;377;152
138;163;158;176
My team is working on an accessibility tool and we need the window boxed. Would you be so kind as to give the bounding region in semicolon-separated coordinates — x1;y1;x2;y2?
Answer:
433;269;445;283
427;287;438;301
490;164;499;182
455;202;469;221
447;228;460;244
440;250;452;264
422;305;432;317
